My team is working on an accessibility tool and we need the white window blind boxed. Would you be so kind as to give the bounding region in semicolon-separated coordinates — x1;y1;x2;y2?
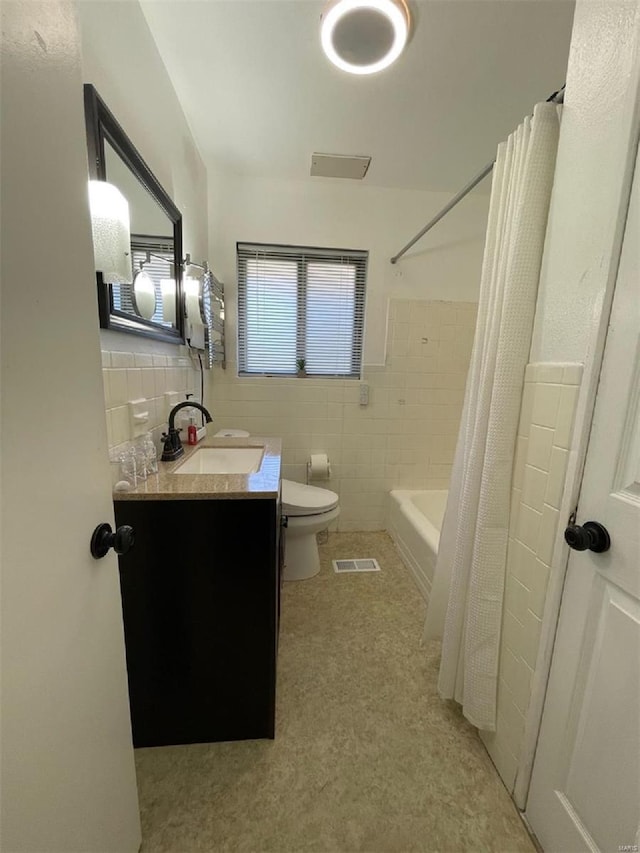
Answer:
237;243;367;378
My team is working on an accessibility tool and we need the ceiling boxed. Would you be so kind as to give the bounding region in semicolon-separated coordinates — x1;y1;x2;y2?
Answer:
140;0;575;194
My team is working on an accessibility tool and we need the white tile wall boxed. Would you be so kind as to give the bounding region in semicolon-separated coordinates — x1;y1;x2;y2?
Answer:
481;361;583;790
209;299;477;530
102;345;200;455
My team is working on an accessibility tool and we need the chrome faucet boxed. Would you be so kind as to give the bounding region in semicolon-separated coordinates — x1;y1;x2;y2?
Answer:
161;402;213;462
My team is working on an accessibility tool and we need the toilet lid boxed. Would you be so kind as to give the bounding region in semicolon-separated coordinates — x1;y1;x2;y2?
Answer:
281;479;339;517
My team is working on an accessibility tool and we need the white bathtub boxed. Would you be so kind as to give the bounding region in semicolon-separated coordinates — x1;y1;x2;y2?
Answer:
387;490;448;604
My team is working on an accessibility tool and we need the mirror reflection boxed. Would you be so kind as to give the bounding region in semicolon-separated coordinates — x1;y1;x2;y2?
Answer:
84;84;184;343
104;141;173;325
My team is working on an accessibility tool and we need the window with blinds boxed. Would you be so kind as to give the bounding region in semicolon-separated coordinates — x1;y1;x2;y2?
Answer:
237;243;367;378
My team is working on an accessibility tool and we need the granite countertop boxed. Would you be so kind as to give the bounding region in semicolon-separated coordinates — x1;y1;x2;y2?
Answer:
113;435;281;501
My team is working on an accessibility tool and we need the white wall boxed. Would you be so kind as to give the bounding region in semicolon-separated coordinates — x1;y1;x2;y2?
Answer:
75;0;210;445
207;173;487;529
212;299;477;531
208;171;489;365
530;0;640;363
482;362;583;793
76;0;208;268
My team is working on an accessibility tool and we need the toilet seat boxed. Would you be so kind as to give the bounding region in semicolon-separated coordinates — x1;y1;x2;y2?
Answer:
281;479;339;517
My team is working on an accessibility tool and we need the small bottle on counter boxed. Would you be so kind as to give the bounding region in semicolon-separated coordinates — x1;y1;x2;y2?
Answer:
187;417;197;446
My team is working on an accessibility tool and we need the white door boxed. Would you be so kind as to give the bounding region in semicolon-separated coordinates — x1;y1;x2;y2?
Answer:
0;2;141;850
526;146;640;849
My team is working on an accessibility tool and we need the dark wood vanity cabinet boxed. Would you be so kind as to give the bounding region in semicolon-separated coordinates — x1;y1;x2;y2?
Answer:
114;496;281;748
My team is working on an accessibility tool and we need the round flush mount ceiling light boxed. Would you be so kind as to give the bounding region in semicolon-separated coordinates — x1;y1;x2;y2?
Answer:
320;0;410;75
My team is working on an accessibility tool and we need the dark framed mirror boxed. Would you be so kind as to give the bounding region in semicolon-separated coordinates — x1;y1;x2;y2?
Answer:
84;84;184;343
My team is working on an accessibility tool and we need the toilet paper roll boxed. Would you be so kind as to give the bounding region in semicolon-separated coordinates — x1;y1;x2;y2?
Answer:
308;453;331;480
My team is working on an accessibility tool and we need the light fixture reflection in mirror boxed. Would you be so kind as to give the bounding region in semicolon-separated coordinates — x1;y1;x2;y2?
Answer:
161;279;176;325
88;180;132;284
132;269;157;320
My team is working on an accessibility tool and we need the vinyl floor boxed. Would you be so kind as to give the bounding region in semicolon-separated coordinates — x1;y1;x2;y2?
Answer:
136;531;536;853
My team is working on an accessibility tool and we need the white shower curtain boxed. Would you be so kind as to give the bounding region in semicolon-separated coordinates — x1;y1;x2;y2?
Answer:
424;102;561;731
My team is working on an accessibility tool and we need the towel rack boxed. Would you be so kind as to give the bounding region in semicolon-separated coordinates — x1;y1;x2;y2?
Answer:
205;270;226;370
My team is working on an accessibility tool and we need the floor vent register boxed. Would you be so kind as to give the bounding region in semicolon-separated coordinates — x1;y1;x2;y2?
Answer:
332;558;381;574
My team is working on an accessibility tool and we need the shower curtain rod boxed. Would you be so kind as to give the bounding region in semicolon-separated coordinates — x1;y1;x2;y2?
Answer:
389;85;565;265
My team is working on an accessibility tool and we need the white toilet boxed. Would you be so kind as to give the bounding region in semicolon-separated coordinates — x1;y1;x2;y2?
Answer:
281;479;339;581
214;431;339;581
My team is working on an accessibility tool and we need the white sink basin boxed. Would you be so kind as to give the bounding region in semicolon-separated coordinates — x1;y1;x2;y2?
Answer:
173;446;264;475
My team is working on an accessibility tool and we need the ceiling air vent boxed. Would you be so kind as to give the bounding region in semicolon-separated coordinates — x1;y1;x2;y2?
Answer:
310;153;371;180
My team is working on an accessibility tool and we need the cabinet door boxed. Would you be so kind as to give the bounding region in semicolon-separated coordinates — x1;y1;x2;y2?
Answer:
115;498;279;746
